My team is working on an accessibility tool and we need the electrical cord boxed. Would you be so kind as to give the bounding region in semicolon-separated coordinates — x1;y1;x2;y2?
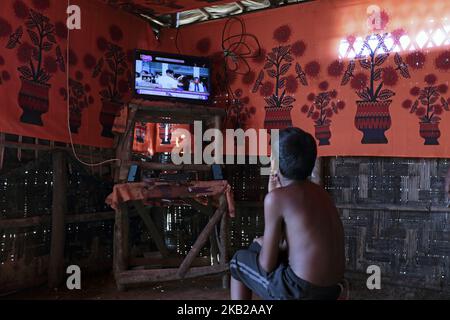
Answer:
219;16;261;128
66;0;120;167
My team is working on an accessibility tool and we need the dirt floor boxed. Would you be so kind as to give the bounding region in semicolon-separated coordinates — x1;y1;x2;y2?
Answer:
2;273;230;300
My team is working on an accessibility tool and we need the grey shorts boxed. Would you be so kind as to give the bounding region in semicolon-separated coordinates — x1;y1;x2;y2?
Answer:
230;242;341;300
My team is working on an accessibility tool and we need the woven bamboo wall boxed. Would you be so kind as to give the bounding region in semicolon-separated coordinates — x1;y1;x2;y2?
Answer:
1;139;449;298
324;157;450;298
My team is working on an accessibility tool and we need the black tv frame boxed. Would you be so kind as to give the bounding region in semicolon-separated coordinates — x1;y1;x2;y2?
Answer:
132;49;212;105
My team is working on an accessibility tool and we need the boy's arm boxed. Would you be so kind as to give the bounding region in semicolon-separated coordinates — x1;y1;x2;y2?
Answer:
258;191;283;273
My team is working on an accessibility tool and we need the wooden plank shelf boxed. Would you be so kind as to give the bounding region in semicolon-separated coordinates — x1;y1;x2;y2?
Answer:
129;99;226;124
116;264;229;287
126;160;211;172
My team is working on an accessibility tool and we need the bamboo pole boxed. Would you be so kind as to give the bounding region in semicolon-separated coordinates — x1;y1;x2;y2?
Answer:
48;150;68;289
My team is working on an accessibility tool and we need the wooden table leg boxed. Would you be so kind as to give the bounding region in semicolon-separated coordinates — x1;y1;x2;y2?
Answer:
177;195;227;278
113;203;129;291
219;194;230;289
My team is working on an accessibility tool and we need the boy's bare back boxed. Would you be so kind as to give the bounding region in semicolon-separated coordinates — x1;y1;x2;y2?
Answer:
268;180;345;287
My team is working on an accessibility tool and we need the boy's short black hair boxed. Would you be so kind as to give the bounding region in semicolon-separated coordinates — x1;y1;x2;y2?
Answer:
278;127;317;181
166;69;174;75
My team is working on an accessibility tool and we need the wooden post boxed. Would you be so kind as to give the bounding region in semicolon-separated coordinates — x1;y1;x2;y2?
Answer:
48;150;68;289
113;203;129;291
218;194;230;289
177;195;227;278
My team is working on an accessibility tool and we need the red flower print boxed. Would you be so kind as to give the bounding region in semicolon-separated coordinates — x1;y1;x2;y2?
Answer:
285;75;298;94
336;100;345;110
249;106;256;115
55;21;68;39
291;41;306;57
312;111;320;120
307;93;316;102
319;81;329;91
75;71;83;81
13;0;29;19
0;56;4;66
382;66;399;86
402;99;412;109
32;0;50;10
329;90;338;99
259;81;274;96
327;60;345;77
435;50;450;71
85;84;91;92
241;97;250;104
97;37;109;52
350;72;368;90
424;74;437;85
109;25;124;42
17;42;33;63
273;25;291;43
235;88;243;98
406;51;425;70
69;49;78;66
438;84;448;94
410;86;420;96
304;61;320;77
391;28;405;44
83;54;97;70
196;38;211;54
0;18;12;38
242;71;256;85
252;48;266;64
433;105;443;115
44;56;57;73
1;71;10;81
326;109;334;118
301;104;309;113
415;107;426;117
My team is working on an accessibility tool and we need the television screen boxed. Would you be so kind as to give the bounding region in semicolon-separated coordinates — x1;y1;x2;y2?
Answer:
133;50;211;103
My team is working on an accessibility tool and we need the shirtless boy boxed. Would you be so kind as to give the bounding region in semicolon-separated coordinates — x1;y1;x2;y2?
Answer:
230;127;345;300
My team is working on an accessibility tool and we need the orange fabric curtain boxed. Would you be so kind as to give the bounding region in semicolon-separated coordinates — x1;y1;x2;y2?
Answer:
0;0;157;147
158;0;450;158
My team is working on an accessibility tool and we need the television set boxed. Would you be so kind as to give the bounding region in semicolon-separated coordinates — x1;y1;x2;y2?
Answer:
133;50;211;104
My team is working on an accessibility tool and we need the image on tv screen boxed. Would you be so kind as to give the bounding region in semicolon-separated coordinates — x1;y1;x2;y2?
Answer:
134;52;210;102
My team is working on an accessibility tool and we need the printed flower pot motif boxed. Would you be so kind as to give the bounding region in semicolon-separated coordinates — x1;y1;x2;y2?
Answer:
402;74;450;146
99;100;122;138
93;35;129;139
18;78;50;125
341;34;411;144
354;100;392;144
419;122;440;145
252;29;308;131
70;110;82;134
315;124;331;146
63;78;94;134
301;79;345;147
7;10;62;127
264;106;293;130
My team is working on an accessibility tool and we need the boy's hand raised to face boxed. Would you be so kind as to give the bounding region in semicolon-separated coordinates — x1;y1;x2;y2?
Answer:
268;172;282;193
